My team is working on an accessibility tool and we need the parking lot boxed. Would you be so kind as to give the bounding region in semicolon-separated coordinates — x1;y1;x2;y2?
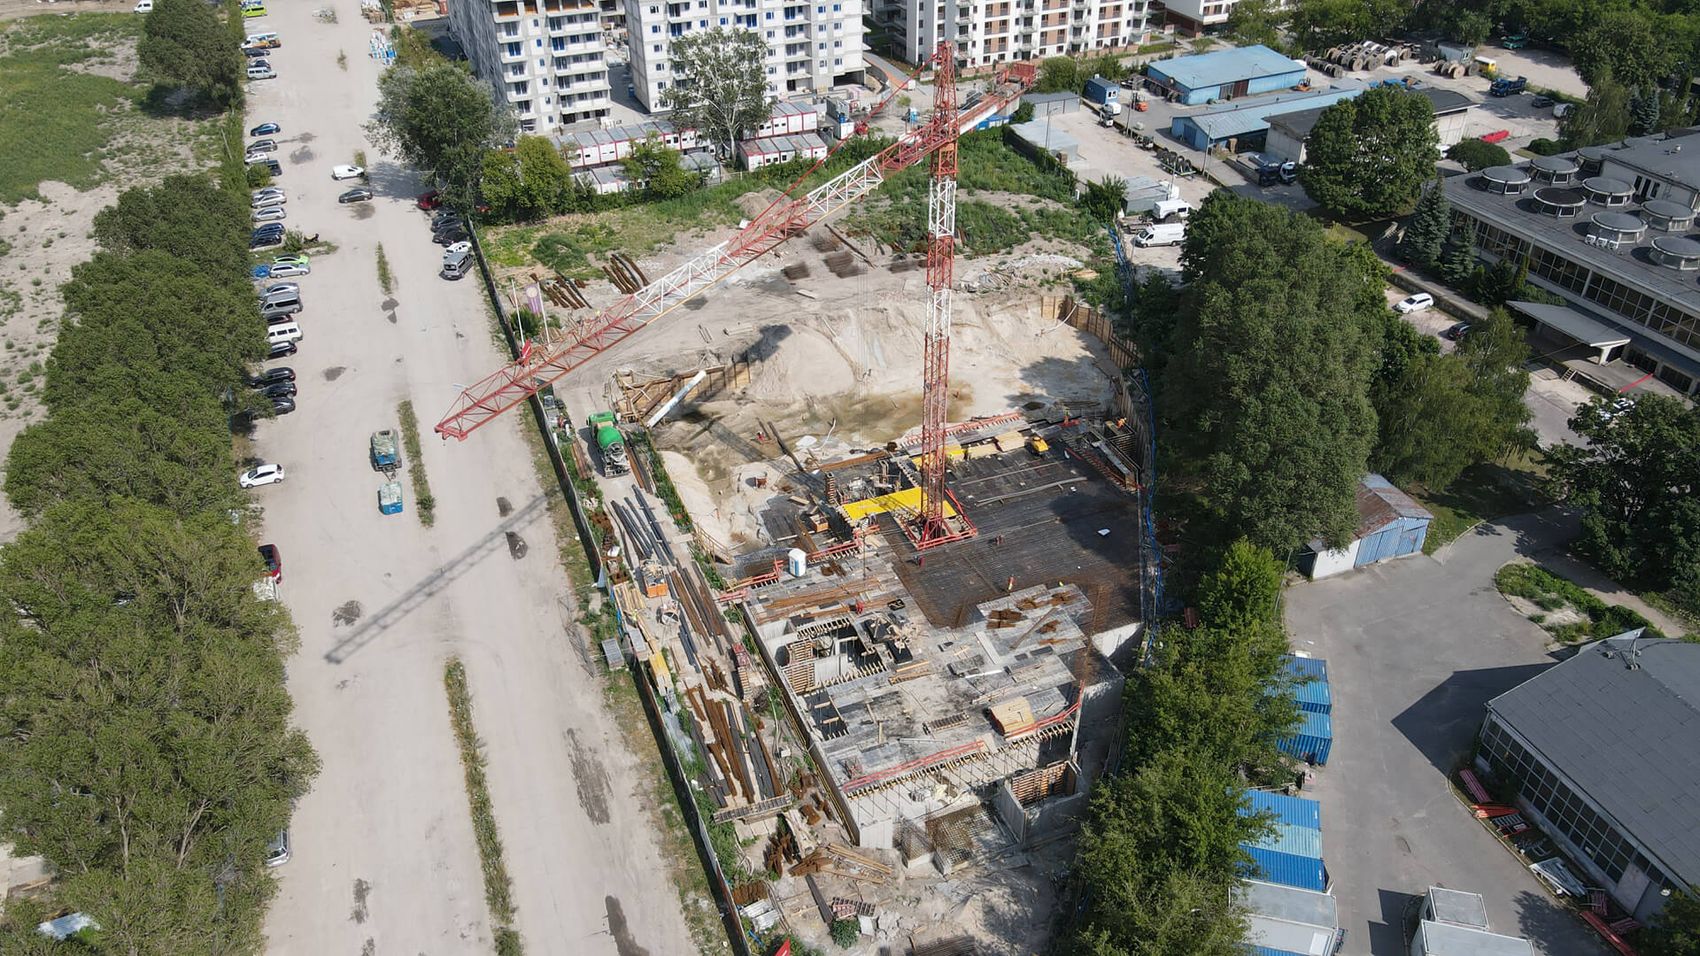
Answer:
1285;511;1609;956
240;6;696;953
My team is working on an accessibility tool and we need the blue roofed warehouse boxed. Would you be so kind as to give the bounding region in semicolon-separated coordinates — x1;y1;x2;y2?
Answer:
1146;45;1308;106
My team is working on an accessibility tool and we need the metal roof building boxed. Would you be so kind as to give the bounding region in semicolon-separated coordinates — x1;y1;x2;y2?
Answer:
1244;789;1322;830
1411;921;1536;956
1477;633;1700;922
1265;87;1475;163
1298;474;1433;580
1169;84;1364;151
1146;45;1307;106
1241;822;1327;892
1240;879;1339;956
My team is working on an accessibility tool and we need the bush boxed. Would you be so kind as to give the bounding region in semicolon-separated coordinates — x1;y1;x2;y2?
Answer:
1448;138;1511;171
829;919;859;947
1527;138;1562;156
245;163;272;188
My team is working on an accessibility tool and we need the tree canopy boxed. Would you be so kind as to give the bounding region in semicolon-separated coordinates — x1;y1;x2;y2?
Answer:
621;137;702;200
660;28;775;160
1301;86;1439;220
1397;179;1450;269
1546;394;1700;613
1447;138;1511;172
139;0;243;107
1644;886;1700;956
1560;68;1632;149
1162;193;1385;556
366;62;517;211
481;135;585;221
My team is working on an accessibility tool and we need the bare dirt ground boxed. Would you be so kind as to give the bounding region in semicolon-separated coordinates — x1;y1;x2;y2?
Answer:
0;18;218;542
0;0;132;22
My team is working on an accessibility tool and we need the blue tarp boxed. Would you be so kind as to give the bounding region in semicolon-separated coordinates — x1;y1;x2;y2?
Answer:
1242;789;1322;830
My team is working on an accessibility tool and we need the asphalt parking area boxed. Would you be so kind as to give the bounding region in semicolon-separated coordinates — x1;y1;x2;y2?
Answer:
1285;510;1609;956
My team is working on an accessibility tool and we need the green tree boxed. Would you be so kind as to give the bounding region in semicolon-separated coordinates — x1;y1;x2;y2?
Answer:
139;0;243;107
1560;68;1632;149
1644;886;1700;956
1079;175;1127;222
1545;394;1700;610
829;918;858;947
390;22;445;69
1037;55;1083;93
1397;179;1451;268
93;174;252;281
366;62;517;212
661;28;775;161
1447;138;1512;171
1226;0;1288;50
1301;86;1439;219
1439;227;1476;285
481;135;581;221
1372;308;1533;488
1631;85;1663;135
1288;0;1405;52
1195;539;1284;630
1450;10;1492;45
0;499;319;949
1569;8;1672;88
1165;194;1385;555
622;137;702;199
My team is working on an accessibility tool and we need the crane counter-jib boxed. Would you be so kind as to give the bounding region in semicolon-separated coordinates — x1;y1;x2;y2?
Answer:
434;53;1037;441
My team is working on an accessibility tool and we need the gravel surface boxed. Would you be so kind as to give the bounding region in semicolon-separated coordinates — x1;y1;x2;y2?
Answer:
244;6;696;953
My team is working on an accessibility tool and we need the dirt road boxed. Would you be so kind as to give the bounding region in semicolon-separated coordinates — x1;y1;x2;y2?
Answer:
244;5;695;953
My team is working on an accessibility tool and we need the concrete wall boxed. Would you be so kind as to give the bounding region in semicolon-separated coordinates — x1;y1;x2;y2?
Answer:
1306;540;1360;580
1266;125;1306;164
1434;109;1469;151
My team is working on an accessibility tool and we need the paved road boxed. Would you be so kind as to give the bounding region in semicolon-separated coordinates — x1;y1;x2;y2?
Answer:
1286;511;1609;956
243;7;695;953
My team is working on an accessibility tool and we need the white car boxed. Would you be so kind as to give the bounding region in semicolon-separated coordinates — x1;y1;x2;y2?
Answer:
1394;292;1435;314
252;206;286;223
331;164;365;180
134;0;153;11
267;261;310;278
239;463;286;488
442;240;472;257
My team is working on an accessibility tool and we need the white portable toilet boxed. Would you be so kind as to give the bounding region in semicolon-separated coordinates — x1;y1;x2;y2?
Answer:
786;548;808;578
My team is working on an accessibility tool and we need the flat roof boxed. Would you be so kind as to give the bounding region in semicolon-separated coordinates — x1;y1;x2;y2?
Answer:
1244;822;1323;859
1268;87;1470;140
1427;886;1489;929
1147;44;1305;90
1443;167;1700;338
1241;879;1337;930
1181;84;1364;142
1508;300;1632;347
1243;789;1322;830
1487;634;1700;886
1414;920;1534;956
1597;128;1700;188
741;132;825;156
1009;119;1080;152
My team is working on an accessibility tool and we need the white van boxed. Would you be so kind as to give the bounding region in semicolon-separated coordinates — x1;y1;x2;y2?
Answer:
441;247;473;280
134;1;153;12
267;323;303;346
247;65;276;81
244;32;279;47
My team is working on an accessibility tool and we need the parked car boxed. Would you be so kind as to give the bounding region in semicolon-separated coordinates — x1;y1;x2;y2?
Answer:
239;463;286;488
243;151;269;165
251;193;285;209
252;206;286;223
1394;292;1435;314
258;543;283;580
248;138;278;153
261;381;297;400
431;214;466;233
264;830;291;867
247;58;272;71
250;122;281;136
442;240;472;257
244;46;267;58
250;233;284;251
253;221;285;234
246;65;276;81
416;189;442;210
434;226;468;245
246;366;295;387
266;340;298;360
331;164;365;180
271;397;296;415
1480;129;1512;144
1599;396;1636;421
338;187;374;204
261;282;299;298
1442;321;1472;340
1531;95;1554;109
249;158;282;177
134;0;153;11
267;260;309;277
272;254;309;267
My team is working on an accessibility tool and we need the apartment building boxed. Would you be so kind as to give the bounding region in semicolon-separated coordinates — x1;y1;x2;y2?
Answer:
873;0;1150;70
1159;0;1283;35
448;0;613;134
624;0;866;112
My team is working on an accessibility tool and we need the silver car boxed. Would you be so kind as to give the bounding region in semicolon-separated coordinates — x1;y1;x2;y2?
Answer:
264;830;291;867
252;206;286;223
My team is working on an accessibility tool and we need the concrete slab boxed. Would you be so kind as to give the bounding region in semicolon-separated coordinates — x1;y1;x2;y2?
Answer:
1285;510;1610;956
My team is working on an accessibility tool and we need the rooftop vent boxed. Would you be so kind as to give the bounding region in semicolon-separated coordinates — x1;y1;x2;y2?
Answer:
1590;211;1645;239
1577;146;1607;175
1583;177;1633;207
1650;234;1700;270
1480;165;1531;195
1531;154;1580;185
1642;198;1695;232
1533;186;1587;218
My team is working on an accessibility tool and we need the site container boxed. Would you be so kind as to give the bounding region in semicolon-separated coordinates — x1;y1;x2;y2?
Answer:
1243;789;1322;831
1278;711;1334;765
1241;823;1326;892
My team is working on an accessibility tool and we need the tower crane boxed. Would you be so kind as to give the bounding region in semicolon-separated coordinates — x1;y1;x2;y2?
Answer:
434;49;1037;441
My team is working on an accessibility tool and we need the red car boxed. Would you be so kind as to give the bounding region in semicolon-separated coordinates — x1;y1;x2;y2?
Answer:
416;189;442;210
259;544;283;582
1480;130;1511;144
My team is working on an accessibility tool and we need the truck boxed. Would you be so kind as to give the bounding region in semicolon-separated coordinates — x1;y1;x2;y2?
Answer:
1489;75;1528;97
1150;197;1192;221
1132;222;1186;247
370;429;401;473
1083;76;1119;110
587;411;629;476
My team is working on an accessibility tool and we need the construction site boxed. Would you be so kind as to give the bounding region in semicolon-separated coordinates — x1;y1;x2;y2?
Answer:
436;47;1158;955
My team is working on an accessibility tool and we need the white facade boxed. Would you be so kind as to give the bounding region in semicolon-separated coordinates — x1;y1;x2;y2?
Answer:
448;0;612;134
624;0;866;112
874;0;1151;69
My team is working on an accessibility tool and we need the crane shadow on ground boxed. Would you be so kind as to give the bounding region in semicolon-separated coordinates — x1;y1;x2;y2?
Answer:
323;491;553;663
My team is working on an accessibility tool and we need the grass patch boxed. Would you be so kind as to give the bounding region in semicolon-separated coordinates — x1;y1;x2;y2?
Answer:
1408;457;1549;554
0;14;146;203
1494;562;1664;642
443;658;525;955
376;243;394;295
626;430;691;532
396;400;436;526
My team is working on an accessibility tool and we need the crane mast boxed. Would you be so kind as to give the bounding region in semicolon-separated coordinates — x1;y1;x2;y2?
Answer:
911;41;974;550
